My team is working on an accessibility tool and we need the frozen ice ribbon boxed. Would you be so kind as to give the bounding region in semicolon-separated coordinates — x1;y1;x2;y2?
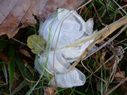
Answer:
35;8;94;88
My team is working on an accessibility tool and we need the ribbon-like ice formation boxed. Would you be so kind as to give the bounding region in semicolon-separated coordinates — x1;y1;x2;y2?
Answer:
35;8;94;88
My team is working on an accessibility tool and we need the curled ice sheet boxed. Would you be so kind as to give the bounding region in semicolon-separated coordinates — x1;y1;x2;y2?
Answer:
50;69;86;88
35;8;94;88
39;8;94;49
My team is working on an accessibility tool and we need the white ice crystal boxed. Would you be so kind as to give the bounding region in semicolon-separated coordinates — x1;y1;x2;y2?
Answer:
35;8;94;88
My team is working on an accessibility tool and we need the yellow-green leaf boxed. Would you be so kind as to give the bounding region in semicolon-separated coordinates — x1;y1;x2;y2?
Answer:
27;34;45;54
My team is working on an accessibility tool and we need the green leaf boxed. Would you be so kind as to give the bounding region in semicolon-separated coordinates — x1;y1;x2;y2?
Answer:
27;34;45;54
8;60;15;92
8;46;15;93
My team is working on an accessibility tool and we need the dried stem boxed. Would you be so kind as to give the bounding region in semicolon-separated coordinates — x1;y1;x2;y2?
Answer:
104;77;127;95
69;16;127;70
76;0;92;11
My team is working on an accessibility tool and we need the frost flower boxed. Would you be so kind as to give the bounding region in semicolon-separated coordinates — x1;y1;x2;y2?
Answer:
35;8;94;88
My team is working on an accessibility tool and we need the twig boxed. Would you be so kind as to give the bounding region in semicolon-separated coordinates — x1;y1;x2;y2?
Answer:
11;38;26;46
112;0;127;15
104;77;127;95
69;15;127;70
118;4;127;9
92;3;105;26
115;38;127;45
87;55;114;79
81;61;107;83
76;0;92;11
84;24;127;60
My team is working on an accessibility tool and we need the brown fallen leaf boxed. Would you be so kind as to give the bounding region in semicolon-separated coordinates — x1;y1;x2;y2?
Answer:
44;87;56;95
114;71;125;81
0;0;84;38
0;0;38;38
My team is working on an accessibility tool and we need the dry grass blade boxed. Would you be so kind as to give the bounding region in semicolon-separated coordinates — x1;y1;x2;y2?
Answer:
104;77;127;95
81;61;107;84
84;24;127;60
69;16;127;70
87;55;114;79
112;0;127;15
85;24;127;80
76;0;92;11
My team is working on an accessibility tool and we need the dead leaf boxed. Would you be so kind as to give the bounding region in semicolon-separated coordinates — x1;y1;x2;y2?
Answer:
114;71;125;81
44;87;56;95
0;0;84;38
